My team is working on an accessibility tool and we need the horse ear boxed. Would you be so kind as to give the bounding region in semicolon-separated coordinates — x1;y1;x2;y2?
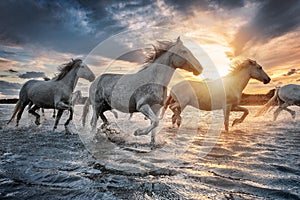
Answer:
177;36;182;44
249;59;256;65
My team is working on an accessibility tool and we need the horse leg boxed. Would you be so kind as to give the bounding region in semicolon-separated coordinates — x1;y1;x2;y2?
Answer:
28;105;41;125
16;102;28;126
273;107;283;121
273;102;290;121
231;105;249;126
91;102;103;130
149;105;163;147
223;105;232;132
99;107;110;129
170;102;184;127
52;109;56;118
64;107;73;134
283;107;296;119
169;102;181;127
42;108;45;117
53;109;64;131
134;104;158;138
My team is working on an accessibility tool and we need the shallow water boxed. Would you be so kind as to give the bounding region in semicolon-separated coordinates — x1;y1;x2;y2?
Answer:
0;104;299;199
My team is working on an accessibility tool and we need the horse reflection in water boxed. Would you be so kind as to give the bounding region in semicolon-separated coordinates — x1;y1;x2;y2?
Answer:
8;59;95;133
160;59;271;132
255;84;300;120
82;37;203;147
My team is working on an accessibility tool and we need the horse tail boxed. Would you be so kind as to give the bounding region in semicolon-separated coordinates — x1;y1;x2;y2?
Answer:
255;88;279;117
159;94;174;119
82;97;90;127
7;100;21;124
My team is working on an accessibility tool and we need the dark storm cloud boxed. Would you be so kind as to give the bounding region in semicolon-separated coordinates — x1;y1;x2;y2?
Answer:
164;0;245;13
19;71;46;79
0;0;125;54
0;80;22;96
8;69;18;73
0;50;18;57
283;68;300;76
0;59;9;63
232;0;300;55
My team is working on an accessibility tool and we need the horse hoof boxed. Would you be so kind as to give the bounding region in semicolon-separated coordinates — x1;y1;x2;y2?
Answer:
35;121;40;125
150;144;155;150
232;119;240;126
100;123;109;129
65;129;71;134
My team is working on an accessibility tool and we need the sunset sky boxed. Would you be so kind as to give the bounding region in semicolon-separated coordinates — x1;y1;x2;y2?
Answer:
0;0;300;98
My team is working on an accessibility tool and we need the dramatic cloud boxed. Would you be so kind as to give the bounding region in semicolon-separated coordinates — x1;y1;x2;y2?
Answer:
0;0;299;96
283;68;300;76
0;80;22;97
0;1;124;54
8;69;18;73
18;71;46;79
232;0;300;56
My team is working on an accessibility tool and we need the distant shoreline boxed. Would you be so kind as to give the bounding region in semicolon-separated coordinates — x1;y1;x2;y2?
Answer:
0;98;18;104
0;90;275;106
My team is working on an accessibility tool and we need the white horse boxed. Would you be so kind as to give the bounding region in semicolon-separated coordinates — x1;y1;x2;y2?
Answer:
82;37;203;146
160;59;271;131
8;59;95;132
255;84;300;120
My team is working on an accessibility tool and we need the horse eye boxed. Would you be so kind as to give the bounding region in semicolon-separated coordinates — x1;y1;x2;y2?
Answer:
258;66;262;70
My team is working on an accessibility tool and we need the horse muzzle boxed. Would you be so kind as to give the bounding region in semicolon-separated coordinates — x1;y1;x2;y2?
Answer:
193;71;201;76
263;77;271;84
89;74;96;82
193;68;203;76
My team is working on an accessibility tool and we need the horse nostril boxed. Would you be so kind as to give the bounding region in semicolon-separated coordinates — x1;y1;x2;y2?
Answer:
264;78;271;84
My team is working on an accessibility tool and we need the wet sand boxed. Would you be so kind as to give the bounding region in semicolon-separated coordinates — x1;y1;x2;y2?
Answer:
0;105;299;199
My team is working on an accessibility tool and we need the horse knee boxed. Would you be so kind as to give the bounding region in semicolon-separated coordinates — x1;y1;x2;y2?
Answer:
171;114;177;124
176;115;182;127
245;109;249;115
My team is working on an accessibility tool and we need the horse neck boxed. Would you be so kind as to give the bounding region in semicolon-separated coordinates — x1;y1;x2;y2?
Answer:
59;67;79;92
145;52;175;86
225;68;251;93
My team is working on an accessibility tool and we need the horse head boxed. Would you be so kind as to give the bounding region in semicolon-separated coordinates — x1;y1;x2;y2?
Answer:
76;59;95;82
247;59;271;84
170;37;203;75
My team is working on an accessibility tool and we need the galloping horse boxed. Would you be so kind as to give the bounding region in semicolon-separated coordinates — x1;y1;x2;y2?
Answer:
82;37;203;146
255;84;300;120
8;59;95;132
160;59;271;131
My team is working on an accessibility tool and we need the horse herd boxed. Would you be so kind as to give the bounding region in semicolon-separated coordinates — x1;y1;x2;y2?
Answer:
7;37;299;147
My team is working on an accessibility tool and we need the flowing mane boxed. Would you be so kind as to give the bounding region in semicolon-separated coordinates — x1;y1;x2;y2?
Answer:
144;40;175;64
55;59;82;81
136;40;176;72
228;58;253;76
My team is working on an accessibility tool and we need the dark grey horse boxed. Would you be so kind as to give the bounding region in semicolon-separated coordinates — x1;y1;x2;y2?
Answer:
82;37;203;146
8;59;95;132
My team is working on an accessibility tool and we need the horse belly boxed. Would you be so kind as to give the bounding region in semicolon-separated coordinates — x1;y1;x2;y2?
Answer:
28;86;55;108
279;85;300;103
196;98;224;111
